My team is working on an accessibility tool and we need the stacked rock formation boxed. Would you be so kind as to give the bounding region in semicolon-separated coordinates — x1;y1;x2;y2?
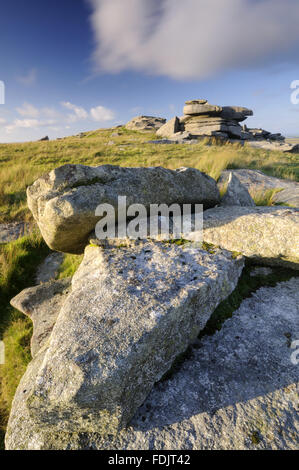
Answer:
156;99;288;144
180;99;254;139
5;163;299;450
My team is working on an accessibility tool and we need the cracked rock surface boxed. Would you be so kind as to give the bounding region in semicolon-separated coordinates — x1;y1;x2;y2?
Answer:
6;277;298;450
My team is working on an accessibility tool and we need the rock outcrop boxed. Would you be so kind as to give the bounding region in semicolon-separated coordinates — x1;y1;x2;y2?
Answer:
125;116;166;132
155;99;291;146
6;241;244;443
218;169;299;208
6;276;299;450
27;164;220;253
5;160;299;451
220;172;255;207
203;206;299;269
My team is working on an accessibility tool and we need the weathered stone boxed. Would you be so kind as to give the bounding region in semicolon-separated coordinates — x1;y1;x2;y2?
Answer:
220;173;255;207
248;140;299;153
6;277;299;450
10;278;71;357
185;123;228;136
268;133;285;142
0;222;33;244
8;241;243;439
203;206;299;269
219;106;253;122
125;116;166;132
248;128;270;137
218;169;299;208
183;103;222;116
247;129;285;142
27;164;220;254
181;115;225;125
250;266;273;277
156;117;180;138
185;99;208;105
35;252;65;284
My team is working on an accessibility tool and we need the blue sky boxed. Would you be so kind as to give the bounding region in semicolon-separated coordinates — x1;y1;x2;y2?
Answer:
0;0;299;142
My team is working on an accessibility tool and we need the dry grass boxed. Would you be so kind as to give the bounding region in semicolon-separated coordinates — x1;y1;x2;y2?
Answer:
0;127;298;223
0;127;298;448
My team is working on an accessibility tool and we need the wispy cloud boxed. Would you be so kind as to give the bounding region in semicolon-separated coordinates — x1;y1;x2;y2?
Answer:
2;100;116;139
90;105;115;121
16;102;40;118
88;0;299;80
16;68;37;86
61;101;89;122
5;118;56;134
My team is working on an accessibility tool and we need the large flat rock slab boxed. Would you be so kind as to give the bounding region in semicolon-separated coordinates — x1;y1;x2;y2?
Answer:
27;164;220;254
6;276;299;450
203;206;299;269
219;169;299;208
6;240;243;443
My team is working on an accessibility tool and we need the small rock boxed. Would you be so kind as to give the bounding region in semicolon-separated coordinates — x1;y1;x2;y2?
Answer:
0;222;33;244
218;170;299;208
220;172;255;207
250;266;273;277
10;278;71;357
35;252;65;284
156;117;180;138
125;116;166;132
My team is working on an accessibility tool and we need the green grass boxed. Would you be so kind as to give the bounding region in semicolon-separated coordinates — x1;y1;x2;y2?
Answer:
56;254;84;279
0;232;50;448
251;188;285;206
0;127;298;223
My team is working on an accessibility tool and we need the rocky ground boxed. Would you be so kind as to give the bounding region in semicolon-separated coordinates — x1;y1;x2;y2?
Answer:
2;155;298;450
0;222;32;244
6;274;299;450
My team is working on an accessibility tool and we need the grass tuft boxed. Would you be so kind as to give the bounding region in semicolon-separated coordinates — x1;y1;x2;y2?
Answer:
0;232;50;448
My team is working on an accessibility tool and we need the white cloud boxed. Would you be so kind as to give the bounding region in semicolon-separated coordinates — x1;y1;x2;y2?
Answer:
61;101;89;122
5;118;55;134
42;107;62;119
16;68;37;86
0;118;6;124
90;105;115;121
16;102;40;118
88;0;299;80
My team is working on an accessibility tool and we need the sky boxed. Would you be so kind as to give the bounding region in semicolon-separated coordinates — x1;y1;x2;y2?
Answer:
0;0;299;143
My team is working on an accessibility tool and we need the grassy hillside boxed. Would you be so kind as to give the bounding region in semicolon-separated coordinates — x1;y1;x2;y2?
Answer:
0;127;298;448
0;127;298;224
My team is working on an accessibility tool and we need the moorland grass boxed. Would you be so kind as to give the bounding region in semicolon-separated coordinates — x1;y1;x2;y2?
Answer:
0;232;50;448
0;128;298;447
0;127;298;223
